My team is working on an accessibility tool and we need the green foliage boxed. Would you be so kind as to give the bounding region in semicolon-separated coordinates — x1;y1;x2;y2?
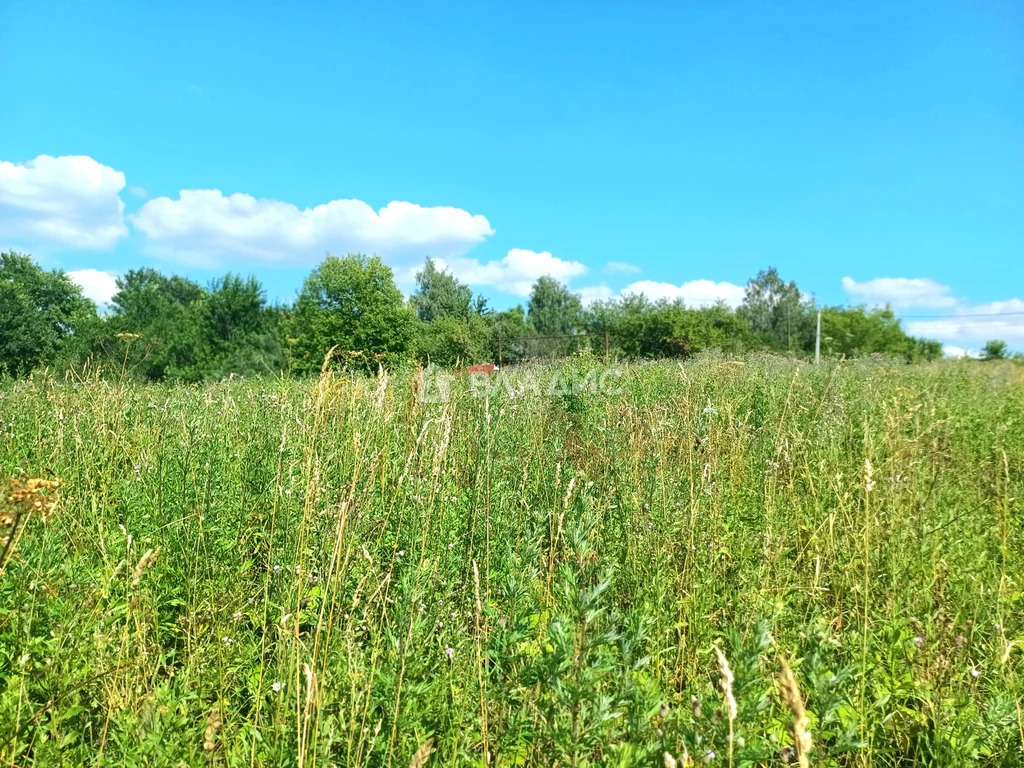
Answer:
1;357;1021;765
740;266;809;351
86;268;284;382
982;339;1008;361
527;276;583;337
408;260;491;366
409;257;474;322
589;295;689;358
818;306;941;362
487;304;532;364
411;315;491;367
910;336;944;362
286;253;415;373
589;295;753;358
198;274;285;378
0;251;97;377
0;253;962;380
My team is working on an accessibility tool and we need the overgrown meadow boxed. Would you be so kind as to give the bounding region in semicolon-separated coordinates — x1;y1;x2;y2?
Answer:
1;354;1022;767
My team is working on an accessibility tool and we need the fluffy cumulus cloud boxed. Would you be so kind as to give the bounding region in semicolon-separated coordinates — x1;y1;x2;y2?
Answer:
621;279;746;308
132;189;495;266
841;276;957;309
942;345;979;359
905;298;1024;348
0;155;128;249
841;275;1024;350
436;249;588;297
571;278;746;309
67;268;119;307
577;284;615;305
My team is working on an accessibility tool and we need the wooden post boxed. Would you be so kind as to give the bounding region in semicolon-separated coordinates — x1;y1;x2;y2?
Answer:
497;334;503;366
604;330;609;362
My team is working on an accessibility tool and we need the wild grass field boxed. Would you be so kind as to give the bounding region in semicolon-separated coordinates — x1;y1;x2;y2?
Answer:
1;354;1022;767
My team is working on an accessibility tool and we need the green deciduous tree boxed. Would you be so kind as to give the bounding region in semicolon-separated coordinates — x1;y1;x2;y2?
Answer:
588;295;689;358
981;339;1008;361
287;254;414;373
0;251;97;377
587;295;752;359
96;270;284;381
909;336;943;362
409;258;473;322
487;305;531;364
105;268;208;381
816;306;942;362
527;277;583;337
199;274;285;378
408;258;491;366
740;267;809;352
412;315;491;367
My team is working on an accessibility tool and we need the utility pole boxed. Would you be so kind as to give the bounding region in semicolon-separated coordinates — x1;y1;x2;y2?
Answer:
815;310;821;364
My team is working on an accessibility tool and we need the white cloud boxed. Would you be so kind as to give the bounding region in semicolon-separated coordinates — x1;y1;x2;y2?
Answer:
0;155;128;249
622;279;746;308
942;345;979;359
605;261;641;274
437;248;588;297
68;268;119;307
840;275;1023;351
132;189;495;267
906;298;1024;348
842;276;957;309
577;284;615;306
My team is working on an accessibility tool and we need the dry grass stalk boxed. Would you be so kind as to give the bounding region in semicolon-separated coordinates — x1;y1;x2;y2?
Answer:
714;646;737;768
130;548;159;588
778;657;812;768
408;736;435;768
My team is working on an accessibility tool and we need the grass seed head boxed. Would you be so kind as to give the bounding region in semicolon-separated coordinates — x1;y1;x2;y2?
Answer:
778;657;812;768
5;477;61;518
714;645;738;721
408;736;435;768
131;547;159;588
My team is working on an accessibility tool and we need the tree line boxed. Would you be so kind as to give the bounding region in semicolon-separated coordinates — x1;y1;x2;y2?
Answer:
1;249;955;381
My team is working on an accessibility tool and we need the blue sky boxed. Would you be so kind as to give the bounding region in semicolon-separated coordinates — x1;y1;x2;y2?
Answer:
1;0;1022;354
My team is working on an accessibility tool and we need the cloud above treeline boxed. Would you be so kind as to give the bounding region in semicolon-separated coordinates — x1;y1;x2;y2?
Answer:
0;155;127;249
66;268;120;306
131;189;496;265
841;276;957;309
1;153;589;299
3;154;1022;350
842;276;1024;348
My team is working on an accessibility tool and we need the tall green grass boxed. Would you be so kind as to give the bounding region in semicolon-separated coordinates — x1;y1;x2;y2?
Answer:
1;354;1021;766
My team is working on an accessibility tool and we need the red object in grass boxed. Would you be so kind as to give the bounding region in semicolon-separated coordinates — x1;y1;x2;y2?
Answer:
454;363;497;375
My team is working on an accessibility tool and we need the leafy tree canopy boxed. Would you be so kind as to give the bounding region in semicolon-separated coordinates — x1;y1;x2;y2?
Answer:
410;258;474;323
527;276;583;337
0;252;956;379
287;254;415;373
0;250;96;377
982;339;1008;361
740;267;808;351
